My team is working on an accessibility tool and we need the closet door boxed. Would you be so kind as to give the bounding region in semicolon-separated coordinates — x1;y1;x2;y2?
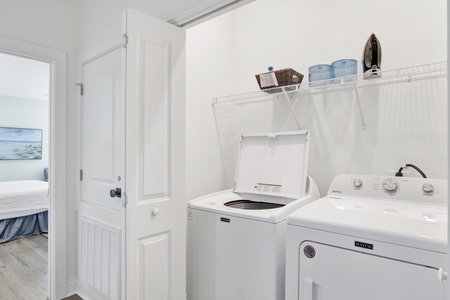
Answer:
123;8;186;300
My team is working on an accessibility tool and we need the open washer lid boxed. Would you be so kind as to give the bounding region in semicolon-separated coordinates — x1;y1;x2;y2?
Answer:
233;131;310;200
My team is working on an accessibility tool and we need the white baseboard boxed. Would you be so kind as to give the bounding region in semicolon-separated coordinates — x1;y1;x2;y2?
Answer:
66;277;78;297
65;277;98;300
77;280;111;300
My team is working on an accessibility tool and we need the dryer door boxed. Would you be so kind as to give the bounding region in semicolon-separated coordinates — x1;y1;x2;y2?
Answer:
298;242;446;300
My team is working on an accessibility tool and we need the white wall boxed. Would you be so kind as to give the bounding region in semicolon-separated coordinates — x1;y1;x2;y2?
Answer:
186;13;237;199
186;0;448;199
0;96;49;181
78;0;241;52
0;0;80;288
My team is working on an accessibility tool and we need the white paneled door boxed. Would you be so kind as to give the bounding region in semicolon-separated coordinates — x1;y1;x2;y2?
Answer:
124;9;186;300
80;47;124;213
79;9;186;300
79;46;125;300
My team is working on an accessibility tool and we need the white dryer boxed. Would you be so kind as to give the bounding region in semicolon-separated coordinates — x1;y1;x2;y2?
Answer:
285;174;448;300
187;131;320;300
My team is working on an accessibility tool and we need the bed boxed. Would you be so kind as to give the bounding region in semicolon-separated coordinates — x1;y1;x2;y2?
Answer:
0;180;49;243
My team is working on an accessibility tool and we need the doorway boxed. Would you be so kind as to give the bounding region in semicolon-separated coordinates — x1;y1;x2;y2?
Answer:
0;51;50;299
0;36;67;300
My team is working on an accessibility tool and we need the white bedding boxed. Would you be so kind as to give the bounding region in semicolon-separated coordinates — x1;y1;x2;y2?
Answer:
0;180;49;219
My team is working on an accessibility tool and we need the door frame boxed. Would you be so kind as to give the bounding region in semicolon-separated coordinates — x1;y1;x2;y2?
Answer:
0;36;67;299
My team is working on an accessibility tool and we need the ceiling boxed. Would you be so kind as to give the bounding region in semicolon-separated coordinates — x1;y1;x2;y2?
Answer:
0;52;50;101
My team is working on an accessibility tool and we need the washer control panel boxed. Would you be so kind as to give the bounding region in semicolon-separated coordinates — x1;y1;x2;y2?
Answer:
328;174;447;205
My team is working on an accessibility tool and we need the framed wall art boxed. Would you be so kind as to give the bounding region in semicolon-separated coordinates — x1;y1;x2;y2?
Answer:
0;127;43;160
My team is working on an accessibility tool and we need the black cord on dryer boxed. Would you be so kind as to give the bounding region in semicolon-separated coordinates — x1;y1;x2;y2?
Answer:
395;163;427;178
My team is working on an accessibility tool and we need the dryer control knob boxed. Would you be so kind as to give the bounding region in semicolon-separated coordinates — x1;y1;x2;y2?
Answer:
422;183;434;193
383;178;398;193
353;178;363;188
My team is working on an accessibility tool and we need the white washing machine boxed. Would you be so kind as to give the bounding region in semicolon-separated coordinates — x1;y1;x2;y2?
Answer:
187;131;320;300
285;174;448;300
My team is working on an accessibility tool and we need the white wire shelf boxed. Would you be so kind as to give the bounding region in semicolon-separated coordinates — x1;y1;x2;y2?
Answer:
212;61;447;105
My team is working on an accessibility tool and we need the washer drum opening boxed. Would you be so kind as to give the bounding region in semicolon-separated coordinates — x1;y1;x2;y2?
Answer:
224;200;284;210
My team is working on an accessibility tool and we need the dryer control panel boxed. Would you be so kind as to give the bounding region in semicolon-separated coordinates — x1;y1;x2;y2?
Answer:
328;174;447;205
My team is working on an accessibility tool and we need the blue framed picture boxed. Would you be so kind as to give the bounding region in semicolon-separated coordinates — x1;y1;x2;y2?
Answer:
0;127;43;160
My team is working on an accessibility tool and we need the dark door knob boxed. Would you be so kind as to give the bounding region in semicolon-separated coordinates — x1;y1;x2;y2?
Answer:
110;188;122;198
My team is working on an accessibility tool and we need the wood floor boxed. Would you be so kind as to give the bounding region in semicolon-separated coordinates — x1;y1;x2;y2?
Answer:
0;235;48;300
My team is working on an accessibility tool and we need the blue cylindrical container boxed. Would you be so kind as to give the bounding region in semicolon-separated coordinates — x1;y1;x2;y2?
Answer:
331;59;358;82
308;64;332;87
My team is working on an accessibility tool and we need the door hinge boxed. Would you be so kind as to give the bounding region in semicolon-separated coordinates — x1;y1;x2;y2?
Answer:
80;169;83;181
123;34;128;48
122;192;128;207
75;83;84;95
